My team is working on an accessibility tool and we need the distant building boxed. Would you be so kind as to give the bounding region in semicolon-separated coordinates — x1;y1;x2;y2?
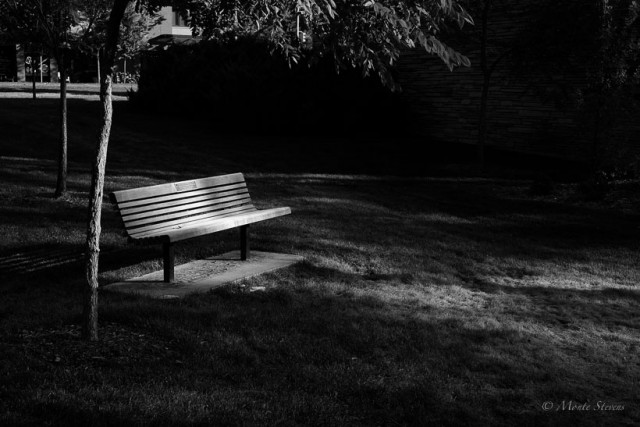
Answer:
0;37;18;82
0;6;194;83
0;35;57;83
146;7;196;48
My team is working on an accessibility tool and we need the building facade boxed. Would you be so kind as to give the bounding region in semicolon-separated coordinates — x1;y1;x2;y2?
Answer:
0;40;57;83
0;6;192;83
147;7;194;46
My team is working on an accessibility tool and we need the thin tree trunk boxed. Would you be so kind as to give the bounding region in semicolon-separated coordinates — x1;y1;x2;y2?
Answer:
32;66;36;99
96;52;101;84
591;96;602;173
83;77;111;340
477;1;491;174
478;74;490;173
83;0;130;341
55;51;68;198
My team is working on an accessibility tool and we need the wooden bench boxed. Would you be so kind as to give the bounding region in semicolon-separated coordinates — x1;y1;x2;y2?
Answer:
110;173;291;283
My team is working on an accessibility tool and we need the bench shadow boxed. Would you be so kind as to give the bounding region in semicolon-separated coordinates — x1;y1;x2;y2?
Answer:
0;243;85;279
0;244;161;286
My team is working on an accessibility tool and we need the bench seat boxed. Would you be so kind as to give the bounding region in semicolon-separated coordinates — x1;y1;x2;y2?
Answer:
129;207;292;243
110;173;291;282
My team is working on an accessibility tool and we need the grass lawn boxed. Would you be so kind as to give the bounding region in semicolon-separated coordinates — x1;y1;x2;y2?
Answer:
0;83;639;426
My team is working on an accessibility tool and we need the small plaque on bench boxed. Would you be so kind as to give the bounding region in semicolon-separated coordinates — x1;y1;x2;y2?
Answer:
174;181;197;192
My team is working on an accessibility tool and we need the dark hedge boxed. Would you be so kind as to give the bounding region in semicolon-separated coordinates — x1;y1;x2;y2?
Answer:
134;38;413;136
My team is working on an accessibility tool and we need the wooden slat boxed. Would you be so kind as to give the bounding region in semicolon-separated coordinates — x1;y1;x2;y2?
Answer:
119;187;250;215
129;207;291;243
161;207;292;243
130;206;260;240
111;173;291;247
127;204;257;237
129;205;257;237
116;182;248;210
121;193;252;223
124;198;255;229
111;173;245;203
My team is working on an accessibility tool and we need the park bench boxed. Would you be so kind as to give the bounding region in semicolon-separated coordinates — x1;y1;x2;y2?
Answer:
110;173;291;283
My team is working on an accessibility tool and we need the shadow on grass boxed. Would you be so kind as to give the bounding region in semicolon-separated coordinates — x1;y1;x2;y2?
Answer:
1;234;637;425
70;262;635;425
1;149;639;425
0;243;165;287
0;243;85;279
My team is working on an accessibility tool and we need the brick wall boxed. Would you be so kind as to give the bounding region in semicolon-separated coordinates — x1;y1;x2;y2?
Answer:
397;3;640;164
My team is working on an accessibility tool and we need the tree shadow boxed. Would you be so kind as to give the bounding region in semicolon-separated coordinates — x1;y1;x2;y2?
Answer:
85;261;638;425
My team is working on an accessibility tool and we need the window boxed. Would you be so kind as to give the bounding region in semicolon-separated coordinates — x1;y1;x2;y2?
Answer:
172;11;188;27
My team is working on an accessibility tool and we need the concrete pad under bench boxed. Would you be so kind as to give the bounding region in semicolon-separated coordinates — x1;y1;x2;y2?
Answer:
105;250;303;299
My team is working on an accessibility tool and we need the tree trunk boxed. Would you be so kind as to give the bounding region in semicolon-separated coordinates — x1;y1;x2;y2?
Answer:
591;95;602;173
478;74;490;173
32;66;36;99
477;1;492;174
55;51;68;198
83;77;111;340
82;0;131;341
96;52;101;84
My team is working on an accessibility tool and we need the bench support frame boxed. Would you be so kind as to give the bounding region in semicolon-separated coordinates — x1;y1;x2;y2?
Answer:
240;225;250;261
163;242;175;283
161;227;250;283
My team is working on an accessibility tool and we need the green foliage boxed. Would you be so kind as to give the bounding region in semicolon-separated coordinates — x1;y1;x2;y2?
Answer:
0;0;160;63
0;0;76;52
170;0;473;89
3;0;472;88
0;0;96;52
75;2;162;60
119;4;163;59
135;37;412;136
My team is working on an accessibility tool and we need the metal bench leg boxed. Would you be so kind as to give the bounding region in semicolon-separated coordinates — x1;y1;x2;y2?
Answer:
163;242;175;282
240;225;249;260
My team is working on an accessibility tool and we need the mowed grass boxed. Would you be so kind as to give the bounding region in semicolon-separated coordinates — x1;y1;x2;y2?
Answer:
0;83;639;426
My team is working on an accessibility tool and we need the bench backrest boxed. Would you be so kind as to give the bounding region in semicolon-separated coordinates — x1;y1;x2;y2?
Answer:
110;173;257;239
